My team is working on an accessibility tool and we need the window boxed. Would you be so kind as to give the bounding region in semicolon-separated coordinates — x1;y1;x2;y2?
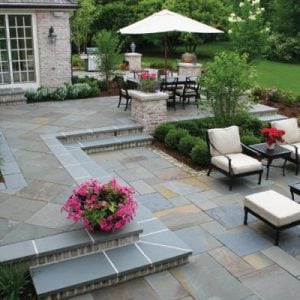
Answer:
0;14;36;85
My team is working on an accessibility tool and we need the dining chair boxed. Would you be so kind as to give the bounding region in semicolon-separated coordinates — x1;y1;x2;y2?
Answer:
175;77;200;109
114;75;132;111
160;77;178;110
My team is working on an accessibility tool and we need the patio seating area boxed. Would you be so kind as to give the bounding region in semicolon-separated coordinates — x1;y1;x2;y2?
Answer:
1;97;300;299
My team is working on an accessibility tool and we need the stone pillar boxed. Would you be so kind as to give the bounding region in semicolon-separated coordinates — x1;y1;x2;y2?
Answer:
128;90;169;133
178;63;202;77
124;53;142;71
36;11;72;87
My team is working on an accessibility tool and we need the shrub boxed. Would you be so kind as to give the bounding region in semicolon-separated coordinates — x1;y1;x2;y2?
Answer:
191;139;210;167
72;54;85;69
0;261;30;299
234;113;263;136
267;33;300;63
165;128;188;150
240;133;261;146
178;135;202;156
51;85;68;101
174;120;200;136
154;123;176;142
194;117;216;139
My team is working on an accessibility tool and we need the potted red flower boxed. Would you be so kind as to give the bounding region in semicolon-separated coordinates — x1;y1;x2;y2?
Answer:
261;127;285;149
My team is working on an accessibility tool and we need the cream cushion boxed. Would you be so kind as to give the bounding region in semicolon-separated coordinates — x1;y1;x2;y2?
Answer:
280;143;300;160
245;190;300;227
212;153;262;174
271;118;300;144
208;126;242;157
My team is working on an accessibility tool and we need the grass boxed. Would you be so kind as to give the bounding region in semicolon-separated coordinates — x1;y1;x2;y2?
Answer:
141;41;300;96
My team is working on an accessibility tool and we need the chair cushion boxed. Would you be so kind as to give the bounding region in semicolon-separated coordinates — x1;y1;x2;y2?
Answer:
280;143;300;160
271;118;300;144
211;153;262;174
208;126;242;157
245;190;300;227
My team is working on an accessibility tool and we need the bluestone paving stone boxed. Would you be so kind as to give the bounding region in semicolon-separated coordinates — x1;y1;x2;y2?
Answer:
145;271;189;300
1;161;21;175
34;230;91;255
153;167;190;181
4;173;27;189
162;180;202;196
91;278;160;300
115;166;154;182
186;192;217;210
136;192;174;212
31;252;116;296
168;196;190;206
0;197;44;222
106;244;150;273
134;204;154;223
82;162;108;177
139;219;167;236
26;203;74;229
209;246;255;278
206;204;254;229
0;219;13;239
137;241;190;264
154;204;212;230
0;239;35;262
201;220;226;235
140;230;192;251
129;180;155;195
240;265;300;300
65;165;91;179
138;158;173;171
171;253;253;300
94;159;126;172
175;226;221;255
121;155;148;164
243;252;274;270
262;246;300;277
216;227;273;256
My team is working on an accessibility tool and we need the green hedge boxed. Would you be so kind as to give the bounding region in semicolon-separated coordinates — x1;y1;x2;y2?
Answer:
165;128;188;150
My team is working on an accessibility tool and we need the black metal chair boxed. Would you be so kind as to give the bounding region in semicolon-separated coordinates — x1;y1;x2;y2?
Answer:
114;76;132;111
160;77;178;110
175;77;200;109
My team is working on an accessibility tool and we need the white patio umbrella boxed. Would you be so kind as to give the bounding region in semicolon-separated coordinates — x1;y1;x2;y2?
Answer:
119;9;223;72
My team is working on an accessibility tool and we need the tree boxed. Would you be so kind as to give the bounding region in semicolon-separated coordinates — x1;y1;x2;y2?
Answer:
71;0;96;53
271;0;300;36
94;30;121;88
228;0;270;60
202;51;255;126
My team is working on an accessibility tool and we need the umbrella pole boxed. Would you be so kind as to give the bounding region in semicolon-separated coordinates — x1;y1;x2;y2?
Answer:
164;33;168;77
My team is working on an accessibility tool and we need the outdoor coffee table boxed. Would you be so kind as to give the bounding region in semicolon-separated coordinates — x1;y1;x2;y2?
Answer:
289;182;300;201
249;143;292;179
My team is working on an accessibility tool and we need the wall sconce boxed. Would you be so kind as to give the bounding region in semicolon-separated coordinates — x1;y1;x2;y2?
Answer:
48;26;57;43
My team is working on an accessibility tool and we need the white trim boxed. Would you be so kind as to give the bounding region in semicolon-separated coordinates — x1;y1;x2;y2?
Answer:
0;11;39;89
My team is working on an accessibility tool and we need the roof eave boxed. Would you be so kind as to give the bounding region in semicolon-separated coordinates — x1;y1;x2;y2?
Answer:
0;3;79;9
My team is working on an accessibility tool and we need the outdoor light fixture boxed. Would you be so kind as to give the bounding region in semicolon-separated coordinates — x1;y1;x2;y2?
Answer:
48;26;57;43
130;42;136;53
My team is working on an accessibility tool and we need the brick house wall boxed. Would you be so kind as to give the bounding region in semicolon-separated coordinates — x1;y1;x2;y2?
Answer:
36;11;72;87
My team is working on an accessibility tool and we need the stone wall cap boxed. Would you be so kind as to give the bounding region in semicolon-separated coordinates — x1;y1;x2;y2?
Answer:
124;53;142;57
128;90;169;101
178;62;202;67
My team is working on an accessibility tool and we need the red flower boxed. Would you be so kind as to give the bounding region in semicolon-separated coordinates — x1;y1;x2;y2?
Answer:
261;127;285;145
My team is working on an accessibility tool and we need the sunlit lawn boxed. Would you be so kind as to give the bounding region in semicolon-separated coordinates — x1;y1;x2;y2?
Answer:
142;41;300;96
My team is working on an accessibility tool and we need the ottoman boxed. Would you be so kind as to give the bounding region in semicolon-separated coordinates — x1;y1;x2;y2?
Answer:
244;190;300;245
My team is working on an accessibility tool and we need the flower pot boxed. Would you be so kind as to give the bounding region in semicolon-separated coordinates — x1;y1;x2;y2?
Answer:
266;143;275;150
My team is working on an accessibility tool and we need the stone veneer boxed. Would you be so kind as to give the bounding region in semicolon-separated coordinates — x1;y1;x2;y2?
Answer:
129;90;169;133
36;11;72;87
178;62;202;77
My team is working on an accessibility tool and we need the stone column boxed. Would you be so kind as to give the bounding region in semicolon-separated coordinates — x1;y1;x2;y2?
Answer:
128;90;169;133
124;53;142;71
178;63;202;77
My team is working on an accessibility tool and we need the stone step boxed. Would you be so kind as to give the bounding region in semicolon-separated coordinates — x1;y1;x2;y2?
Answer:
0;223;142;267
57;124;144;144
258;113;288;123
82;133;154;154
249;104;278;117
0;87;27;106
31;229;192;300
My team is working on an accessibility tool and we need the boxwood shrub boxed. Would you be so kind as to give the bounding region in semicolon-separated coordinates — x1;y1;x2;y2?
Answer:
174;120;200;137
165;128;188;150
178;135;202;156
154;123;176;142
191;139;210;166
240;133;261;146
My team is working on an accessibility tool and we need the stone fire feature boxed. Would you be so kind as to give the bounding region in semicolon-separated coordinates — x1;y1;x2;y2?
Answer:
129;90;169;133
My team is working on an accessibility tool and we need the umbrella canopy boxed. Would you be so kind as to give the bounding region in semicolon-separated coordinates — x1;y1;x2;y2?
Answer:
119;9;223;74
119;9;223;34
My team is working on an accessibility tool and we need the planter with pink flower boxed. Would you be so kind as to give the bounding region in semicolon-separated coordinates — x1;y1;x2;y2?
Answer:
138;71;158;93
62;179;137;232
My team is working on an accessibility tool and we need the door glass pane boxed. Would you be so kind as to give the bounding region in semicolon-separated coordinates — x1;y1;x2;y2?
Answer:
0;15;10;84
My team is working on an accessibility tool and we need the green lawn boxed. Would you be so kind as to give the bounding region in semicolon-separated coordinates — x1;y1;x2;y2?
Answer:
141;41;300;96
254;60;300;95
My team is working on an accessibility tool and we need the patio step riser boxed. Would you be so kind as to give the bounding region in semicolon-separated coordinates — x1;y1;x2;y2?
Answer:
36;256;189;300
58;126;144;144
30;234;140;267
84;139;153;154
0;98;27;106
